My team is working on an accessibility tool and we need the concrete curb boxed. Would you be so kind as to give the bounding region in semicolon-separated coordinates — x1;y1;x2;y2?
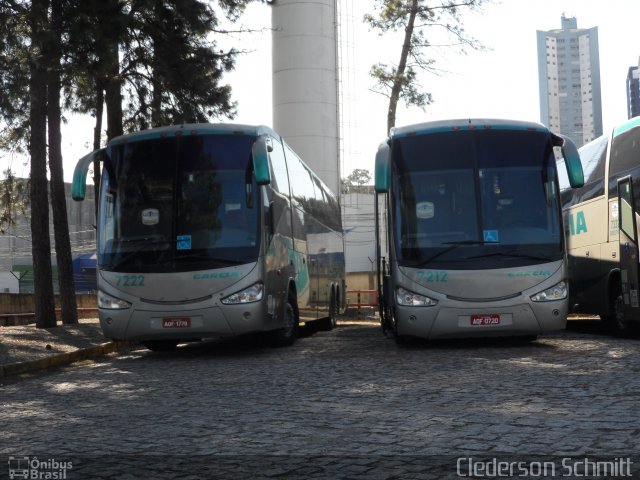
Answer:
0;341;136;378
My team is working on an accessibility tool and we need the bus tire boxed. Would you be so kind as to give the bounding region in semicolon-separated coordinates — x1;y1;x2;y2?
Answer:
319;289;338;331
271;295;299;347
605;283;637;337
389;307;410;345
143;340;179;351
380;302;394;337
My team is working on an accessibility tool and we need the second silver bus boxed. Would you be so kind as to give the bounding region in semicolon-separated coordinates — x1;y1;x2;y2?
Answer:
375;119;584;342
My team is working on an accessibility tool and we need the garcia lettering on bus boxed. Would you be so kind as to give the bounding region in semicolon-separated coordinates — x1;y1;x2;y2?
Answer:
567;211;588;236
507;271;551;278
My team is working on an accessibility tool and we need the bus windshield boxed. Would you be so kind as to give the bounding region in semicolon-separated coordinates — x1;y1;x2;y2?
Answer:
98;134;260;273
391;129;563;269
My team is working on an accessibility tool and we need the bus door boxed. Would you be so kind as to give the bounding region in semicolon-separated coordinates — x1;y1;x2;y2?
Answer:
617;176;640;320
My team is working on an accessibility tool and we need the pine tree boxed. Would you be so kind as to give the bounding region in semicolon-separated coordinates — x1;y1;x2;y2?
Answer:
47;0;77;324
365;0;489;132
1;0;260;327
28;0;57;328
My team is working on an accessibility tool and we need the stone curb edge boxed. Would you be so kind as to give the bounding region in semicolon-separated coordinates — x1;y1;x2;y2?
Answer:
0;341;137;378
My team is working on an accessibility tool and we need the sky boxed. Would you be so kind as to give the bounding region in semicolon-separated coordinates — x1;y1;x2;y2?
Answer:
2;0;639;183
221;0;640;181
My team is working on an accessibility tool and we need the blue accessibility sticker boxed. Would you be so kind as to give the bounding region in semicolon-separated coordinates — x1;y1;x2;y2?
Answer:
177;235;192;250
483;230;499;243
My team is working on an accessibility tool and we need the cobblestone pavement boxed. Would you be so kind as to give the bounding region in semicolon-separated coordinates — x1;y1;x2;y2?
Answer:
1;320;639;479
0;319;131;377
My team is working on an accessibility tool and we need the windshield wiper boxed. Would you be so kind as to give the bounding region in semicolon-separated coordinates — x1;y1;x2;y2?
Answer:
466;251;553;262
106;238;171;270
417;240;498;266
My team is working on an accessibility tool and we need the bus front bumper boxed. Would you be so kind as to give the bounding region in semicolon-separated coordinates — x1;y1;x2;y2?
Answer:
395;302;567;340
98;302;271;342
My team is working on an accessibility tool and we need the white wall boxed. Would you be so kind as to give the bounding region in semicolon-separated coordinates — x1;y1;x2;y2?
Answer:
0;272;19;293
343;192;378;273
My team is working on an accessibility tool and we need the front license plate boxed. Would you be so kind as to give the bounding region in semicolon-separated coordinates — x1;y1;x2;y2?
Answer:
162;317;191;328
470;314;500;326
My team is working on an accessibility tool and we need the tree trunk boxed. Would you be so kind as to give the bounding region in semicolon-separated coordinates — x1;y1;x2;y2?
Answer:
29;0;56;329
387;0;418;133
151;74;163;128
93;84;104;219
104;38;123;140
48;0;78;325
150;1;162;128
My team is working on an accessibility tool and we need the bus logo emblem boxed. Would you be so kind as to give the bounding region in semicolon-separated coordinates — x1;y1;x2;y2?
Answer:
8;457;29;479
141;208;160;225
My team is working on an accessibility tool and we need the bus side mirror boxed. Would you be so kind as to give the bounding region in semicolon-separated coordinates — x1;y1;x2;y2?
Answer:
252;135;272;186
553;134;584;189
72;149;105;201
375;142;390;193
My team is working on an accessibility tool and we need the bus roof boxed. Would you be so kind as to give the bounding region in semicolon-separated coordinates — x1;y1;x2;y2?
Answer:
389;118;550;139
613;116;640;138
107;123;278;146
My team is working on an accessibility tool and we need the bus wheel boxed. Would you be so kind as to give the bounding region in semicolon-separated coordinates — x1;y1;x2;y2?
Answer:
142;340;179;351
380;303;394;337
606;284;636;337
319;290;338;331
388;308;409;345
271;296;299;347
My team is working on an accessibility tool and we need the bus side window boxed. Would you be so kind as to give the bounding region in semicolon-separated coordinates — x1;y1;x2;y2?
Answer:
556;157;573;208
269;137;290;195
573;135;606;203
286;144;317;206
609;128;640;200
266;138;292;238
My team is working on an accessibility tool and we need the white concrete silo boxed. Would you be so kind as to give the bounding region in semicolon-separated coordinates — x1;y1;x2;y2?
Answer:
271;0;340;194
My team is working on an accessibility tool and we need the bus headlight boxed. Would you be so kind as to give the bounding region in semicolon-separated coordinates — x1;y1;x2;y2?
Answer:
98;290;131;310
396;287;437;307
221;283;264;305
530;281;567;302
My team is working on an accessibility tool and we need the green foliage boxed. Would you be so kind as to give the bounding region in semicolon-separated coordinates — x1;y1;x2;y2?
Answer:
342;168;372;194
370;63;432;110
347;168;372;187
0;0;261;327
119;0;239;130
0;0;260;151
0;169;29;234
65;0;257;133
0;1;31;153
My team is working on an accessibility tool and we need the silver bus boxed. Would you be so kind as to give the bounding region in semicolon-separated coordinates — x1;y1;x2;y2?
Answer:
72;123;345;350
374;119;584;342
560;116;640;336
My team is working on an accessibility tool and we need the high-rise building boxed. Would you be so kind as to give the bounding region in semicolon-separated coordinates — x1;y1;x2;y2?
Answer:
537;15;603;148
627;60;640;119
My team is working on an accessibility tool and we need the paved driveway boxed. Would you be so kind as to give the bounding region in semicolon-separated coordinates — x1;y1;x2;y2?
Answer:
1;320;638;479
